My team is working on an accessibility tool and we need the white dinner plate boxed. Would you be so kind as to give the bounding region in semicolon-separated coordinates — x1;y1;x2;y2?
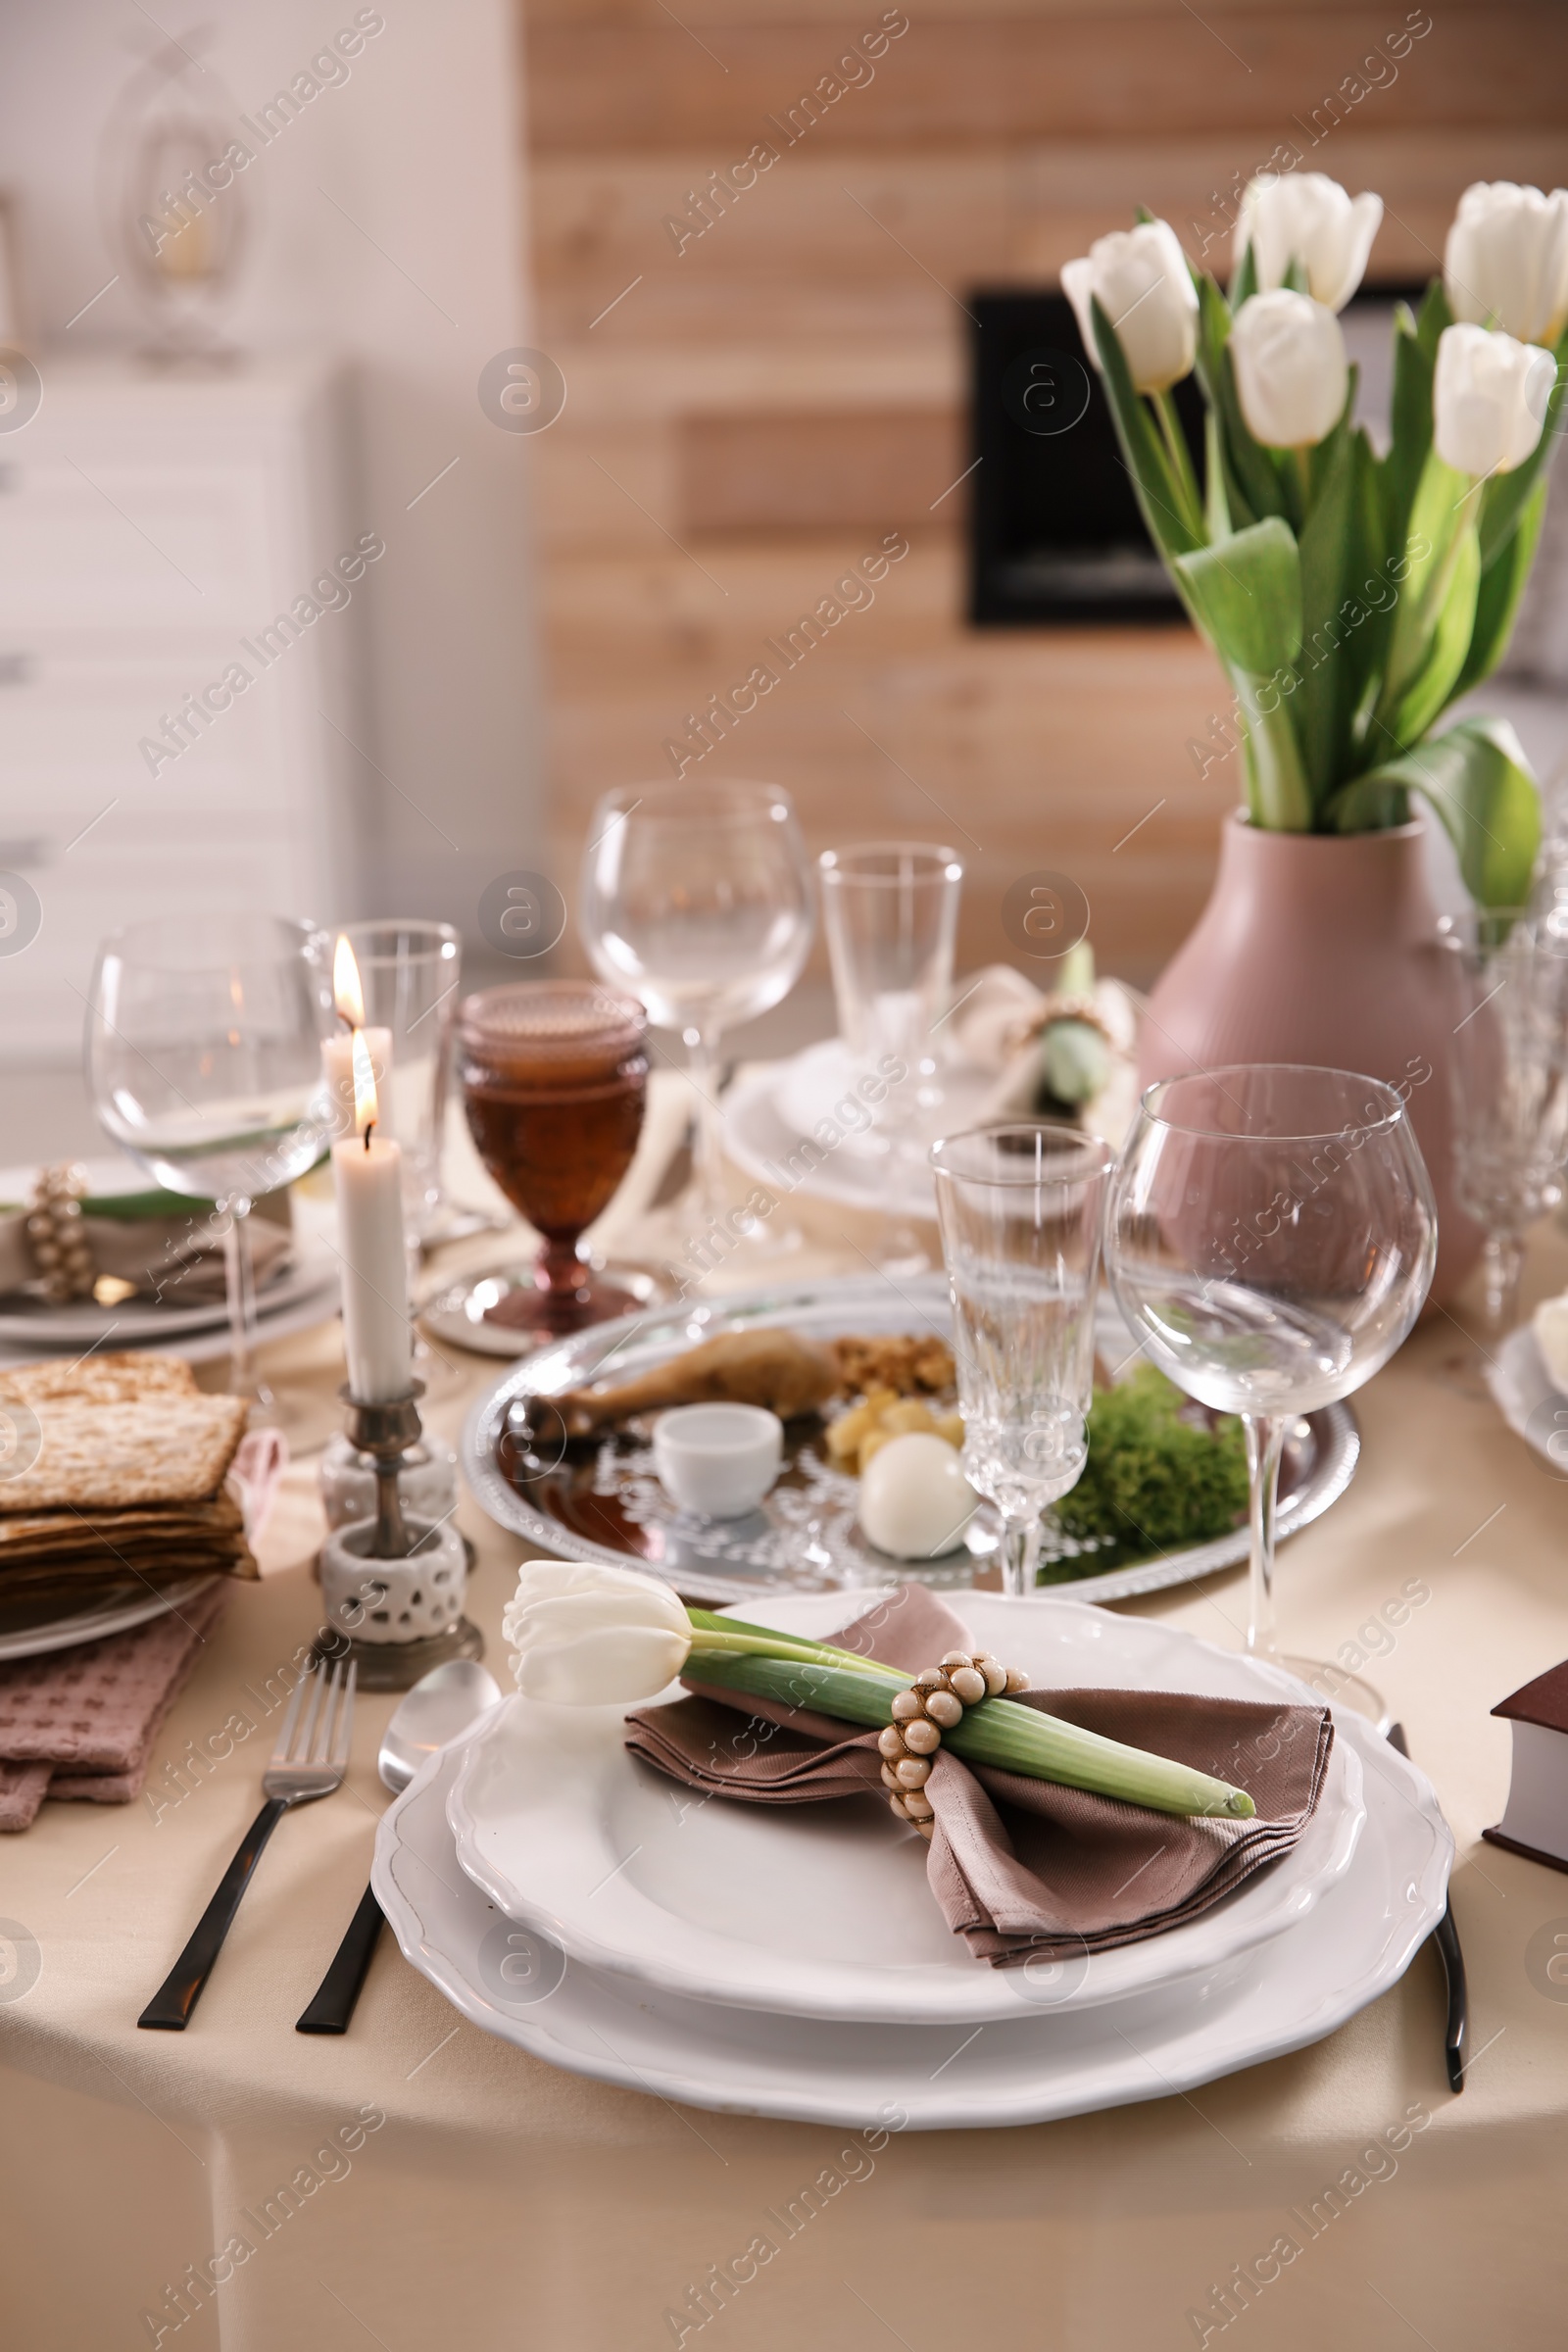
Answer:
0;1239;337;1348
376;1708;1449;2130
0;1571;223;1662
446;1593;1366;2026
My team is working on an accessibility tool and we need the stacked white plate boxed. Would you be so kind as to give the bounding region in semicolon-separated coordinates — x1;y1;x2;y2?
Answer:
373;1592;1453;2128
722;1041;997;1222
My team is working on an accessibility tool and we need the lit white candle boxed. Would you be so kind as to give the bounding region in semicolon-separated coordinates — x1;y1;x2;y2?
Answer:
330;971;412;1403
322;935;391;1143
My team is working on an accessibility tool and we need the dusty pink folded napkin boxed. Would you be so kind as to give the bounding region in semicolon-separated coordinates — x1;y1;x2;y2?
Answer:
0;1579;228;1832
625;1585;1334;1967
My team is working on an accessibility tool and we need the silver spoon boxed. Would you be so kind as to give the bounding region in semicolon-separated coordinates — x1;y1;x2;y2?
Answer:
295;1656;501;2034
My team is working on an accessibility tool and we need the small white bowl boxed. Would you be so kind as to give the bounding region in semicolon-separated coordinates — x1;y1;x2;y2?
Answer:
653;1402;784;1520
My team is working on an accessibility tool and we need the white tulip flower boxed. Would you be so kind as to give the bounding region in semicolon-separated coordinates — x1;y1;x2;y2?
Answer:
1229;291;1349;449
1062;219;1199;394
503;1558;692;1704
1234;172;1383;312
1446;181;1568;346
1433;322;1556;477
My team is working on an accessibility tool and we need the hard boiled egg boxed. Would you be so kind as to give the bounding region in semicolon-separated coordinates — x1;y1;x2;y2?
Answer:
858;1431;977;1560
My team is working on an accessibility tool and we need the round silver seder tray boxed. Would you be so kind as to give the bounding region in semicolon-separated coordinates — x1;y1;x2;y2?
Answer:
462;1276;1359;1610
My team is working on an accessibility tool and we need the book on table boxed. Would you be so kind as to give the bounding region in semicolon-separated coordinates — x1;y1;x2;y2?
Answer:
1484;1659;1568;1873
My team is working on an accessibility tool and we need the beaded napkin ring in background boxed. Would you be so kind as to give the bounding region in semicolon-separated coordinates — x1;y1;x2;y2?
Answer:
878;1649;1030;1838
26;1164;96;1302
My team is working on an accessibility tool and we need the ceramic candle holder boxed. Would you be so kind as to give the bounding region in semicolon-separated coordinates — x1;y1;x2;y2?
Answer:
319;1516;469;1645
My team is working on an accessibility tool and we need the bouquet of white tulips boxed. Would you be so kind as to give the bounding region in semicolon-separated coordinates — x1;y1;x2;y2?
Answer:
1062;175;1568;903
502;1560;1256;1820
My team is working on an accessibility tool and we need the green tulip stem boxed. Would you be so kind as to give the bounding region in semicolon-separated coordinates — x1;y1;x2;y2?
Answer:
1153;389;1202;536
681;1609;905;1682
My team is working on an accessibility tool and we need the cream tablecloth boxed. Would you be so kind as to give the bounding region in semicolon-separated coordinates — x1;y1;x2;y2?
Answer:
5;1111;1568;2351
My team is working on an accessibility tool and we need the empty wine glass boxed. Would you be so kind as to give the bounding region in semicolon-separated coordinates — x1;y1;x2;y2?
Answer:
1444;908;1568;1336
930;1123;1113;1597
86;913;338;1411
579;780;814;1237
820;842;963;1273
1105;1064;1436;1717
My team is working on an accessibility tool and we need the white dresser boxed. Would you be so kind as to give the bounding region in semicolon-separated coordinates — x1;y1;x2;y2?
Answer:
0;353;363;1064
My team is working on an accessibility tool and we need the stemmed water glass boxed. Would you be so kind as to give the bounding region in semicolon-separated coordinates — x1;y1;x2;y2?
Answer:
85;913;339;1414
1444;908;1568;1337
930;1123;1113;1596
1104;1063;1436;1715
820;842;963;1274
579;779;814;1239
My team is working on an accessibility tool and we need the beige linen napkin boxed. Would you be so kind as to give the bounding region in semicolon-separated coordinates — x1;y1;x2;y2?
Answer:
626;1585;1334;1967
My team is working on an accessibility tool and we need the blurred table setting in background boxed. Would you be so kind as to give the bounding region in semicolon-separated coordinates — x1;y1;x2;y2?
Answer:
5;779;1568;2349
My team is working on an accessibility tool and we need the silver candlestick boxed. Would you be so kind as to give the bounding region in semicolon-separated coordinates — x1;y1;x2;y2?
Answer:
316;1381;483;1690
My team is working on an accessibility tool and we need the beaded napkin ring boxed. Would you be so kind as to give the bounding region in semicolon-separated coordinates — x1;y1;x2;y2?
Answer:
877;1649;1030;1838
26;1163;96;1303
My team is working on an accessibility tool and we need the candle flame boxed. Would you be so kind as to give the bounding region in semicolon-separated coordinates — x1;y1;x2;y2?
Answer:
333;935;366;1029
352;1026;378;1140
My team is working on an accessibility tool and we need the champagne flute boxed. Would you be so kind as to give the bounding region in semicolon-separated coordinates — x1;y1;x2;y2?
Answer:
930;1122;1113;1597
85;913;338;1412
579;780;814;1237
1104;1063;1436;1716
820;842;963;1274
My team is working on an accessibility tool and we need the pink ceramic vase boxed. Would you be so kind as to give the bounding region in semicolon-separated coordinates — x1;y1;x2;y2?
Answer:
1138;811;1480;1302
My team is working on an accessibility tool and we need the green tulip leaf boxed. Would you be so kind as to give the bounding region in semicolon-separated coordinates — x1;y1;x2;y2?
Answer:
1192;275;1282;526
1376;449;1477;725
1174;515;1302;673
1381;524;1481;750
1089;295;1204;564
1381;279;1448;566
1228;239;1258;312
1294;421;1363;800
1327;715;1541;906
1454;473;1550;701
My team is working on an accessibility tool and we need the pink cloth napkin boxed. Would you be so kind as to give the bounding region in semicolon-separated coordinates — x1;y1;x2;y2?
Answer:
225;1428;288;1544
0;1579;228;1831
626;1585;1334;1967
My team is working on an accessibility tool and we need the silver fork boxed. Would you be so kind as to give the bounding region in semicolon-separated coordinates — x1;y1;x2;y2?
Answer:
139;1658;356;2031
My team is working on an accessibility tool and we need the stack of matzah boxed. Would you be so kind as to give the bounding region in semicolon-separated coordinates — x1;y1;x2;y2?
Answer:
0;1354;257;1615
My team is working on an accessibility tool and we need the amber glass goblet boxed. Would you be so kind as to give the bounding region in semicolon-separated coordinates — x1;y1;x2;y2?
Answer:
459;981;648;1345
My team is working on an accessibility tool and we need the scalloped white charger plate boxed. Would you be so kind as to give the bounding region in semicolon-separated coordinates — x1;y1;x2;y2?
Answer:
375;1701;1448;2131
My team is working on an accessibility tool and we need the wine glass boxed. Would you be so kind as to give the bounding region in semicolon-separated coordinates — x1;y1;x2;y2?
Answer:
930;1122;1114;1596
458;980;649;1348
579;780;813;1239
1104;1064;1436;1717
820;842;963;1274
1444;908;1568;1337
85;913;338;1412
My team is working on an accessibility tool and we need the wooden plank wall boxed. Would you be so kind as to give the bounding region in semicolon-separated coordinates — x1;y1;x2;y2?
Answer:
519;0;1568;984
